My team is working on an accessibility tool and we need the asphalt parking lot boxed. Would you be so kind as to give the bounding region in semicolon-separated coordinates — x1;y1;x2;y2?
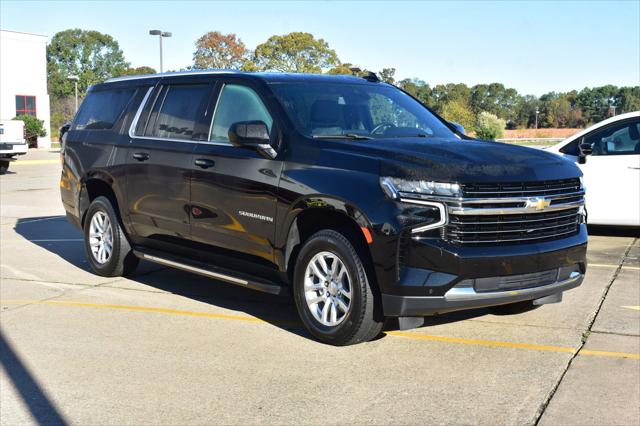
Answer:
1;150;639;425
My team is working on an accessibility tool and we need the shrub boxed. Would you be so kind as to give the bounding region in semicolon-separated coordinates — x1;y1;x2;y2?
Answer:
13;115;47;147
475;111;506;140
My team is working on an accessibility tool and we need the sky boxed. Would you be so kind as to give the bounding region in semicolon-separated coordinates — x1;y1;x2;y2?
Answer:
1;0;639;96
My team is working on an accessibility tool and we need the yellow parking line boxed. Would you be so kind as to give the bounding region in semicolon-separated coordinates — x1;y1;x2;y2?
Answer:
622;306;640;311
590;263;640;271
1;299;638;359
10;159;59;166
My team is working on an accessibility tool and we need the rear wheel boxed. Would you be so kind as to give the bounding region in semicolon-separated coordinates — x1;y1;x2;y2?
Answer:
0;160;9;174
293;229;383;345
83;196;138;277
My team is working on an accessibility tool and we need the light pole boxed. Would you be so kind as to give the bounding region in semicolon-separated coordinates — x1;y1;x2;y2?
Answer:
608;98;617;117
68;75;79;112
535;108;540;129
149;30;172;73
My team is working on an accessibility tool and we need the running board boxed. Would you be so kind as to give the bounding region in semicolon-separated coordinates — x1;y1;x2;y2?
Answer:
133;249;287;296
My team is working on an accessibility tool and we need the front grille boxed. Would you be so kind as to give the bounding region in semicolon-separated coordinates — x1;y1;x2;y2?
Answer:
445;208;581;245
442;178;584;246
461;178;581;198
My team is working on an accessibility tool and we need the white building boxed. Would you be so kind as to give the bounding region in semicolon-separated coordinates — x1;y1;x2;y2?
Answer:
0;29;51;148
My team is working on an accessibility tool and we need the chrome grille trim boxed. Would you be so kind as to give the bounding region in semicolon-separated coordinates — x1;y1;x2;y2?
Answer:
441;178;584;245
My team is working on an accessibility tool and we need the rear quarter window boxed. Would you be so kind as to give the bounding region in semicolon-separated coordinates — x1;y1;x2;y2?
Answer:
73;88;136;130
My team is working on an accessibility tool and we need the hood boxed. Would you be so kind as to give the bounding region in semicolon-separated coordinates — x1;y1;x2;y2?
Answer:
323;137;582;183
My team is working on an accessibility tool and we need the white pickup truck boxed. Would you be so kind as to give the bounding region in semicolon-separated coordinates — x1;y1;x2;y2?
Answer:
0;120;28;174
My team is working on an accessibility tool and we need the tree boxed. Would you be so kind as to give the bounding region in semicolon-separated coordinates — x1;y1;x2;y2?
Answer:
253;32;339;73
47;29;129;98
327;63;362;76
475;111;505;140
378;68;396;84
13;115;47;147
441;99;476;132
193;31;248;70
122;66;157;76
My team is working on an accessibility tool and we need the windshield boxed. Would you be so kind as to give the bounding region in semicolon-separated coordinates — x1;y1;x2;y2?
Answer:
269;82;455;140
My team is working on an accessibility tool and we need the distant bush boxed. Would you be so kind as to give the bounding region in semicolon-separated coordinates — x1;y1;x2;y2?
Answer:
475;112;506;140
13;115;47;147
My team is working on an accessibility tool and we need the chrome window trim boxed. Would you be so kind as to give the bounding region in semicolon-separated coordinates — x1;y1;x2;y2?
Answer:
398;198;448;233
207;83;231;146
127;84;231;146
128;86;154;139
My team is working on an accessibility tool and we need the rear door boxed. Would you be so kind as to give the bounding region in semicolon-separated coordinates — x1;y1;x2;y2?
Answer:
126;78;215;244
190;80;282;266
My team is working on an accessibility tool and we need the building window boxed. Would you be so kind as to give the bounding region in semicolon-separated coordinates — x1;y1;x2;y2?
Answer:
16;95;36;116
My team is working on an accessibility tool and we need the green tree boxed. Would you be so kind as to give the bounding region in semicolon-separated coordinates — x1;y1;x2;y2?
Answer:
13;115;47;147
378;68;396;84
617;86;640;113
122;66;157;76
47;29;129;97
193;31;248;69
397;78;435;108
327;63;362;76
253;32;339;73
475;111;505;140
440;99;475;132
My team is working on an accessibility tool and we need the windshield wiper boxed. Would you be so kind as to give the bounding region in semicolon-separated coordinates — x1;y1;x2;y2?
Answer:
312;133;373;140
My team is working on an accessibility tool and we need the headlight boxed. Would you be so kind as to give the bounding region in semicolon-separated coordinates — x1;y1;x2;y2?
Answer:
380;177;461;199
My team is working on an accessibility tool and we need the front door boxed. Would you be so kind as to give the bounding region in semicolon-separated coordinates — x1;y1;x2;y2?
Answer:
190;82;282;265
126;80;215;243
578;118;640;226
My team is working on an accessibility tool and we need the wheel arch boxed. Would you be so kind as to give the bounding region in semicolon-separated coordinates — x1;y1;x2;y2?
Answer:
281;198;375;285
79;171;126;228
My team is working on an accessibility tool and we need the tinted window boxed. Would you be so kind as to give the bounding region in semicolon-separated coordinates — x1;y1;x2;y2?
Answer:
148;84;211;140
73;89;136;130
209;85;273;143
270;82;454;139
586;119;640;156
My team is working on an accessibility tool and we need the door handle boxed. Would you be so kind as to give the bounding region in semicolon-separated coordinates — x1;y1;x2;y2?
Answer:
628;166;640;170
132;152;149;161
194;158;215;169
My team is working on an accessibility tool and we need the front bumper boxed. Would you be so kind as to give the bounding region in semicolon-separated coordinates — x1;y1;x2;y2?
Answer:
382;270;583;316
379;224;588;316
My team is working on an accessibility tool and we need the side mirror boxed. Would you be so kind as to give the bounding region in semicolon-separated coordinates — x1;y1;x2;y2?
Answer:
228;120;277;159
449;121;465;135
578;139;593;164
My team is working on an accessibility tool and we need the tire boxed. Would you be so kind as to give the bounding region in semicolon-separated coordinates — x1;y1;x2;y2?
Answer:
293;229;383;345
0;160;9;175
83;196;139;277
489;300;539;315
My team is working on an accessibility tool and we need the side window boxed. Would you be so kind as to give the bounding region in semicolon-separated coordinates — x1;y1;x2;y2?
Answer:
147;84;211;140
73;89;136;130
559;139;580;156
209;85;273;144
586;120;640;156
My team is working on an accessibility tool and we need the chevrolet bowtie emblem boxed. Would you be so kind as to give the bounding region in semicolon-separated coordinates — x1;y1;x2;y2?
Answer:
526;197;551;211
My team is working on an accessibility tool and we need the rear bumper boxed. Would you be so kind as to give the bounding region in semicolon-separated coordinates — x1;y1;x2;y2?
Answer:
0;143;28;156
382;271;583;316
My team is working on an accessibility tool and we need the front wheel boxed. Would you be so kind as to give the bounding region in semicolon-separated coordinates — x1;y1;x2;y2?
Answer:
293;229;383;345
83;196;138;277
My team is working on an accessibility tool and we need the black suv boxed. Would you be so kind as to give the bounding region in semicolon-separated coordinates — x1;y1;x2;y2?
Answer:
60;71;587;345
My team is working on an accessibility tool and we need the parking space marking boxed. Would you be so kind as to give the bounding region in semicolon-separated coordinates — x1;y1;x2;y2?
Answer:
2;299;639;359
10;159;60;166
590;263;640;271
622;306;640;311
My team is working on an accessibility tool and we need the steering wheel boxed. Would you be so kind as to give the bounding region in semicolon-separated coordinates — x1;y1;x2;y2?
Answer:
371;122;397;135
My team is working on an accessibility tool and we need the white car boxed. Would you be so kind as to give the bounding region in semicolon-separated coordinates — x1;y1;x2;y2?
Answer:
547;111;640;227
0;120;28;174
